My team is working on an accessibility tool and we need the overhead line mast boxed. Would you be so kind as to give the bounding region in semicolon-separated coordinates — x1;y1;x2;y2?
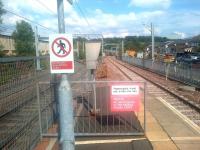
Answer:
56;0;74;150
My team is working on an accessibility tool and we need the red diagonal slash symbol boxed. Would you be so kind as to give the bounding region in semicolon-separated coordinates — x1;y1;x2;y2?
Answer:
55;40;67;54
51;37;71;58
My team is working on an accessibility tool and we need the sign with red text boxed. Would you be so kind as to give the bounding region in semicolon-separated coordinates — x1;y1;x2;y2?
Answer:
49;34;74;73
110;84;140;112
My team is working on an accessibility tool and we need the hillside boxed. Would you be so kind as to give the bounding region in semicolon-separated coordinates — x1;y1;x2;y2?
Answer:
191;34;200;42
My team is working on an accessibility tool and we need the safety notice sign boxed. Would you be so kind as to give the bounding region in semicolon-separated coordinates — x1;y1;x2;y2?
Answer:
49;34;74;73
110;83;140;112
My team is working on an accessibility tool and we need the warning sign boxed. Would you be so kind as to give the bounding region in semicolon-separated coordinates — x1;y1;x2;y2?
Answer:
110;84;140;112
52;37;71;57
49;34;74;73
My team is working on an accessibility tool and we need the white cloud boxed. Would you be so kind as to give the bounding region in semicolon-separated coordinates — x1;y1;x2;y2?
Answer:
103;32;115;38
4;0;54;14
2;0;75;32
173;31;186;39
0;0;168;36
5;0;75;15
40;19;57;29
3;15;22;25
119;32;130;37
129;0;171;9
1;0;200;38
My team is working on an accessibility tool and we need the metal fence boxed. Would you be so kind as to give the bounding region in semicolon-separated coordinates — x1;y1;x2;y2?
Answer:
122;56;200;87
0;55;147;149
0;56;52;150
38;81;146;137
37;83;56;139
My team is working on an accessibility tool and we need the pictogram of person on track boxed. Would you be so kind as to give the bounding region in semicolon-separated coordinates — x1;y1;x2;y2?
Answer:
57;40;66;54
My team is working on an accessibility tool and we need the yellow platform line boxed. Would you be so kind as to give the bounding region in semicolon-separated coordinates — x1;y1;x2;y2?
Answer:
75;138;146;145
172;136;200;141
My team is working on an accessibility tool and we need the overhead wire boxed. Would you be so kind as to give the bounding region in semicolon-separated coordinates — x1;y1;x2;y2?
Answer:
73;0;96;34
35;0;57;16
73;1;148;37
3;8;57;33
35;0;83;35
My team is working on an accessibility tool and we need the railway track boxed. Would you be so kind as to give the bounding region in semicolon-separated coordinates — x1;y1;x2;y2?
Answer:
107;57;200;129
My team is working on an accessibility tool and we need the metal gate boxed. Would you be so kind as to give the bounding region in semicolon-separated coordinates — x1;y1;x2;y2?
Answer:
37;81;146;138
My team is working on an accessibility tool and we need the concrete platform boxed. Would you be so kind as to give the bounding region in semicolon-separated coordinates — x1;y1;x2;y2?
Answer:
147;95;200;150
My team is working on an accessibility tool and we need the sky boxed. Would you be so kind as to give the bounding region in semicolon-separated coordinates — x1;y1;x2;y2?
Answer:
1;0;200;39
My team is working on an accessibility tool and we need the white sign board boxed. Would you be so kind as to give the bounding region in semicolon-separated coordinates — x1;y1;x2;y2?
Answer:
111;85;139;95
110;83;140;112
49;34;74;73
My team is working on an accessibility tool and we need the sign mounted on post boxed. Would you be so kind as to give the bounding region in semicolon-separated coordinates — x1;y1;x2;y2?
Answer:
110;83;140;112
49;34;74;73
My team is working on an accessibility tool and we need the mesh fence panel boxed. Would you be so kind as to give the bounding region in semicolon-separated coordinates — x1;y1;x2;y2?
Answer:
38;81;146;137
0;56;53;150
122;56;200;87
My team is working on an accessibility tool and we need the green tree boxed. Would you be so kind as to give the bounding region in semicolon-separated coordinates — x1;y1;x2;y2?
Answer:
124;36;149;52
12;21;35;56
124;36;168;52
74;37;86;59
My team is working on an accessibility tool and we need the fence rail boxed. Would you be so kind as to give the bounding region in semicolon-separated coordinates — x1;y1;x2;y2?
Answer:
0;56;89;149
122;56;200;87
38;81;146;138
0;55;148;149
